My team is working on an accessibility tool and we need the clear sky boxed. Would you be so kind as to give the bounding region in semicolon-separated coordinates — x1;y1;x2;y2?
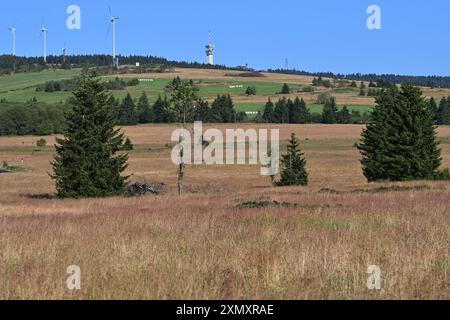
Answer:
0;0;449;76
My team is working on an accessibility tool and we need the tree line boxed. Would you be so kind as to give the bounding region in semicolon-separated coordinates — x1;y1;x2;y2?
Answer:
256;97;370;124
36;77;140;93
268;68;450;89
113;92;248;126
0;54;241;75
0;101;67;136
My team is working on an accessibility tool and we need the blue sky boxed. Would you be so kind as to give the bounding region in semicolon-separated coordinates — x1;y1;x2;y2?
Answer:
0;0;449;76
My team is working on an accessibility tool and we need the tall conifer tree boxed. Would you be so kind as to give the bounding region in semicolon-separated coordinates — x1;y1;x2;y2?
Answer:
118;93;138;125
51;71;128;198
137;91;153;123
277;133;308;186
358;84;442;181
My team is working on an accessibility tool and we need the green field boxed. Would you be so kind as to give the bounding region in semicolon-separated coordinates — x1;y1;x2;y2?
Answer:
0;69;80;103
0;69;80;92
0;70;304;103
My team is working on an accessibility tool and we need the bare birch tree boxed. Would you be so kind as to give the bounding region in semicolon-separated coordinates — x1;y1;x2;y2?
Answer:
170;78;197;195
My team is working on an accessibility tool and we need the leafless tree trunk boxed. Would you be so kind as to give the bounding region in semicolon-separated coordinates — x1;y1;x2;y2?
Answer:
178;107;187;195
178;135;185;195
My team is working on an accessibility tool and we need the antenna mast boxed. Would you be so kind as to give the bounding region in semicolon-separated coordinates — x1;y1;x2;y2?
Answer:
205;31;214;65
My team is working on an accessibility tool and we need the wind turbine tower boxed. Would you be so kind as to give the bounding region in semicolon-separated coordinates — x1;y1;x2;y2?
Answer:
40;26;48;63
8;25;16;56
109;8;119;68
205;32;214;65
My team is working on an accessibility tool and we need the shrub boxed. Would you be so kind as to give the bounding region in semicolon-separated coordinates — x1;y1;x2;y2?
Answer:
245;86;257;96
316;92;333;104
122;137;134;151
302;86;314;92
36;138;47;148
280;83;290;94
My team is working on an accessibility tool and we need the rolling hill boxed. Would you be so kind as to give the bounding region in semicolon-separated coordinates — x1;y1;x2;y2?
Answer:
1;67;449;113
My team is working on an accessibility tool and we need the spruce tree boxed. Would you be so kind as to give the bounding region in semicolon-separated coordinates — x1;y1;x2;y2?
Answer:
281;83;290;94
437;96;450;125
118;93;138;125
51;71;128;198
297;98;311;124
428;97;438;121
262;99;275;123
289;98;300;123
322;97;338;124
194;99;211;122
153;95;171;123
277;133;308;186
289;97;310;124
107;95;120;118
121;137;134;151
210;94;236;123
358;84;443;182
137;91;153;123
337;105;351;124
274;97;290;123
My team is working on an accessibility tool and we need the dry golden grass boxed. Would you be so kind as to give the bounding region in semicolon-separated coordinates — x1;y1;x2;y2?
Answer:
118;68;316;85
1;124;449;299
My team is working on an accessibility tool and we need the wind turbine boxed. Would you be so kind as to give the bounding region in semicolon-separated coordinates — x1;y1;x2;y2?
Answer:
8;23;16;56
40;22;48;63
108;7;119;68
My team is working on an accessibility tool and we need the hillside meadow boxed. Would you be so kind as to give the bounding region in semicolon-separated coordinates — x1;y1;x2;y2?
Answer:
2;67;450;114
0;124;449;299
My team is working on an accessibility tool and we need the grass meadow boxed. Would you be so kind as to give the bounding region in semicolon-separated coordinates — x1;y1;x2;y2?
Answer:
0;124;449;299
